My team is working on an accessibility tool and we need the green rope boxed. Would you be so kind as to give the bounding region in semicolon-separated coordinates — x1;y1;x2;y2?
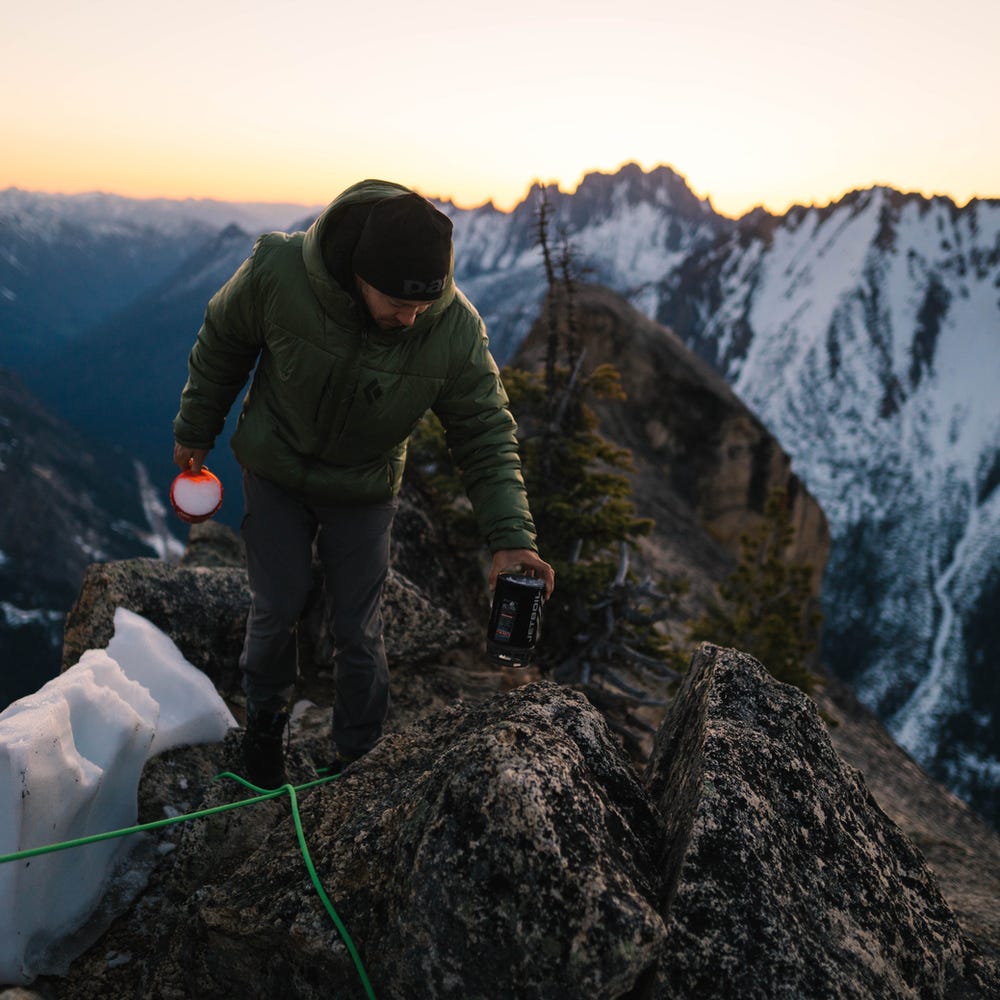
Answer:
218;772;376;1000
0;775;330;862
0;770;376;1000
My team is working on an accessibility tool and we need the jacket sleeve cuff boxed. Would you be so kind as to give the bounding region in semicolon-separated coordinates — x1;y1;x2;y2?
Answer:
488;530;538;553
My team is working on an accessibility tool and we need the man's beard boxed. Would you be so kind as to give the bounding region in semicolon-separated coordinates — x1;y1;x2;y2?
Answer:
377;318;412;332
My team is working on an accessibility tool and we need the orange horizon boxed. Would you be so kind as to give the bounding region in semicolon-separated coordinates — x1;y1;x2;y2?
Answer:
2;161;995;223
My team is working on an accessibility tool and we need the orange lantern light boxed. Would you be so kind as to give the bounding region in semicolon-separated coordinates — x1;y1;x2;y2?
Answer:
169;467;224;524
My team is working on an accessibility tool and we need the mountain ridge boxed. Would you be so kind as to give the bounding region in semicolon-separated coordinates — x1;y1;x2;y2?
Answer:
0;369;162;708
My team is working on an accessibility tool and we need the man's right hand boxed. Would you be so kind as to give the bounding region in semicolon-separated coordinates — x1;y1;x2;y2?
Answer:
174;442;210;473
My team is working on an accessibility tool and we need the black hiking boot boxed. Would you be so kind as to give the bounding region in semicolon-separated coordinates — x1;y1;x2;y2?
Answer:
242;702;290;789
324;748;362;776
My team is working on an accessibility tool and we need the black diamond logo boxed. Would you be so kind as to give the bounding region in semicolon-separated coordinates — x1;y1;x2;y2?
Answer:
364;380;383;405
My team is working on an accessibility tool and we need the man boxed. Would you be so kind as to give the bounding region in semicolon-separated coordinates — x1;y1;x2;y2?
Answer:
174;179;554;789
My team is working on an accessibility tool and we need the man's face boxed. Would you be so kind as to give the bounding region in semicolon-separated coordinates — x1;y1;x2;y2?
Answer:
356;277;435;332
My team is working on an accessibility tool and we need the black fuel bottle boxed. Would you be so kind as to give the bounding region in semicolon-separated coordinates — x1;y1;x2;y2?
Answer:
486;573;545;667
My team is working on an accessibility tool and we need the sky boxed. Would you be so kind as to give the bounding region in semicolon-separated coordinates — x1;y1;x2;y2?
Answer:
2;0;998;219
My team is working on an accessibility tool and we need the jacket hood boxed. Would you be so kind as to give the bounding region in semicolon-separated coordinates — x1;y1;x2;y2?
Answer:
301;179;457;330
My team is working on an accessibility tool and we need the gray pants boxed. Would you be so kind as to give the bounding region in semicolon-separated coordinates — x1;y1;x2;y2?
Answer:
239;470;397;758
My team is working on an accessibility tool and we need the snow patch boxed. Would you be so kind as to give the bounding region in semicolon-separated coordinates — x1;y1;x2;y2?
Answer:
72;536;108;562
133;460;184;562
0;608;236;984
104;609;235;756
0;603;62;630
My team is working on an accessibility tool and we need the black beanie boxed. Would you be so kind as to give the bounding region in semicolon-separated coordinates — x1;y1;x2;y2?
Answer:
352;194;454;301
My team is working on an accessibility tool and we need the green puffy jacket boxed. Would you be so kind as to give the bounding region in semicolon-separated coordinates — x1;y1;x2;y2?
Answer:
174;179;537;553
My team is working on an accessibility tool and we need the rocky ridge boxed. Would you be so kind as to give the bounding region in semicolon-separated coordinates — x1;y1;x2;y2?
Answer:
512;282;830;604
13;496;999;999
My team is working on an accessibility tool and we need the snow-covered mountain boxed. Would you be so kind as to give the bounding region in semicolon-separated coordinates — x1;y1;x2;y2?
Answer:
444;170;1000;823
442;163;732;362
652;188;1000;816
2;167;997;823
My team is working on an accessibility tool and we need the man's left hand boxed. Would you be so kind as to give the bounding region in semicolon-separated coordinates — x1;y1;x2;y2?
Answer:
489;549;555;599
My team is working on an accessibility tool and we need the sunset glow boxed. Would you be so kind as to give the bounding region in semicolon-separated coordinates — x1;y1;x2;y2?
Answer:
2;0;997;217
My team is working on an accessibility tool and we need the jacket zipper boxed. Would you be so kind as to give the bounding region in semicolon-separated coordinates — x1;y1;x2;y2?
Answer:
330;323;368;444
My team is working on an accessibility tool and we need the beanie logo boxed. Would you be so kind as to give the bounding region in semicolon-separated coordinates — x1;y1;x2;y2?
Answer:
402;278;445;297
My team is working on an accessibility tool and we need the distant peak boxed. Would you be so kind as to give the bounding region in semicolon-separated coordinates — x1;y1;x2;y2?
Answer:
218;222;250;239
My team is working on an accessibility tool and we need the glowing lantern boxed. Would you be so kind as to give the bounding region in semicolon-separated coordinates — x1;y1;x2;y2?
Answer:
169;467;224;524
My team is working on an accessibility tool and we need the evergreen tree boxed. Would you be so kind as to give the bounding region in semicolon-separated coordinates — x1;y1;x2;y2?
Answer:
501;188;683;691
687;487;823;693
